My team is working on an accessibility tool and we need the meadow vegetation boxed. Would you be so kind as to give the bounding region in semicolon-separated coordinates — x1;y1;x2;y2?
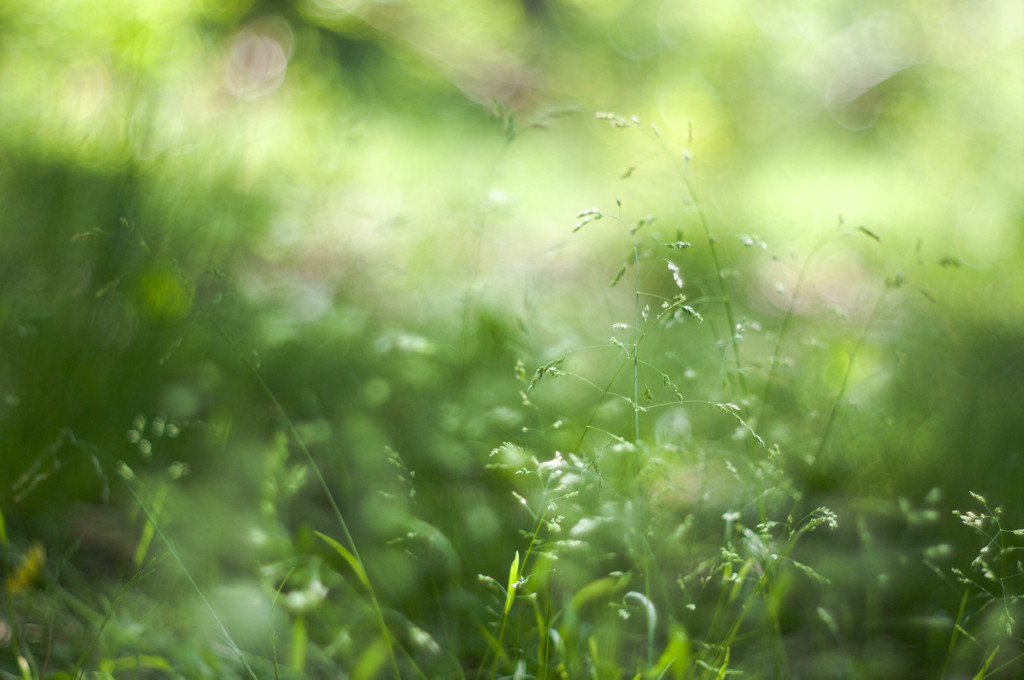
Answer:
1;1;1022;678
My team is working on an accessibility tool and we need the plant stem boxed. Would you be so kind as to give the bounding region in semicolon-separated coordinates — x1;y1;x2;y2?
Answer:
153;248;406;678
683;177;746;395
812;287;887;466
121;474;260;680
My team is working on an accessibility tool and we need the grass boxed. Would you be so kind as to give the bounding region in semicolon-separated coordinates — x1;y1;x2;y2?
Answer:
1;110;1022;680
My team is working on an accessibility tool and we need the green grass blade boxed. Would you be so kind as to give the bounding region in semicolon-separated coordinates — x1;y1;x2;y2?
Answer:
505;550;520;614
972;647;999;680
713;647;730;680
291;615;307;672
353;637;389;680
315;530;371;591
132;483;166;567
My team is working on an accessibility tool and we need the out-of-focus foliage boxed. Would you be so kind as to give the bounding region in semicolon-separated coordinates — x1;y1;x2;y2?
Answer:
0;0;1021;678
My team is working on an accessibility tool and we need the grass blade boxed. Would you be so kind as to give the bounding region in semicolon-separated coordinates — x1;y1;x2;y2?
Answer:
316;530;371;591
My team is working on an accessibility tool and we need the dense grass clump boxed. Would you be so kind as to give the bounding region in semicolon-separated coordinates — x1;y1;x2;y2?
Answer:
2;105;1020;680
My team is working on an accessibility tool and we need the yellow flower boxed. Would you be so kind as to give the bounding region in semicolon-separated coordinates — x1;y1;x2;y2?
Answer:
6;542;45;595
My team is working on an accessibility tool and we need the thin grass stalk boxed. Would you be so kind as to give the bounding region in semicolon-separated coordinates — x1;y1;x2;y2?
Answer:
756;234;833;425
569;347;632;456
710;569;771;673
812;286;888;467
575;205;664;669
984;653;1024;678
119;470;260;680
269;567;295;680
70;562;156;680
485;551;520;680
203;309;404;679
637;119;745;394
486;613;511;680
940;590;971;680
141;245;407;679
682;177;746;395
631;222;642;446
476;481;549;680
706;511;827;675
231;343;412;679
622;213;656;669
537;586;551;680
456;127;512;389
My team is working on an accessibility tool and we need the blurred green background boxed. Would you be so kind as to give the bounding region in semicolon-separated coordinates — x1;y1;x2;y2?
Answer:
1;0;1021;677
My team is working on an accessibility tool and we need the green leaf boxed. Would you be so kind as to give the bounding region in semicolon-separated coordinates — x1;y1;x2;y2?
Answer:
316;531;370;590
